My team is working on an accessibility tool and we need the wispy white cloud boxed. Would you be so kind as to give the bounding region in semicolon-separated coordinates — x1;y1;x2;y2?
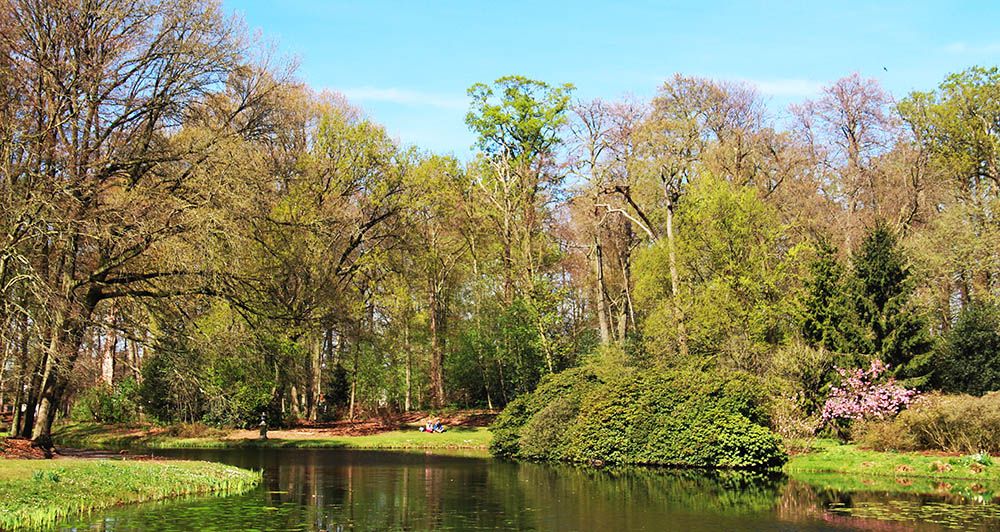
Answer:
743;78;825;97
336;87;467;110
943;42;1000;55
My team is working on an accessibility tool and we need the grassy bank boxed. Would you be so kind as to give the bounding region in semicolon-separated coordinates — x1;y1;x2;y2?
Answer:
54;422;492;451
785;439;1000;482
0;458;260;529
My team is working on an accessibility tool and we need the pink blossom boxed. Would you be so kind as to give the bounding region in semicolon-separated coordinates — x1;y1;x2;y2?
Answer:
821;359;917;424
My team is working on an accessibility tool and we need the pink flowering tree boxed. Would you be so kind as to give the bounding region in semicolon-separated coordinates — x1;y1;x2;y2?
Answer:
821;359;918;441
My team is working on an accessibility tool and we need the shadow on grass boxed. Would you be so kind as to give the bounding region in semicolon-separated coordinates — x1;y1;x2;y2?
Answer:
443;426;482;433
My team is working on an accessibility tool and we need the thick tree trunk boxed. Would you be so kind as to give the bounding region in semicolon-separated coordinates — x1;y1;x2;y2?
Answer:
32;316;90;441
8;311;26;436
15;351;43;439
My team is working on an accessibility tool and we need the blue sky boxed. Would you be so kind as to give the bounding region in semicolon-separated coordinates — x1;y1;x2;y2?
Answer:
228;1;1000;156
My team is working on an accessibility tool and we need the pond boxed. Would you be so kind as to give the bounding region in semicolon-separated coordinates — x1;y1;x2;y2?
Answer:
56;448;1000;531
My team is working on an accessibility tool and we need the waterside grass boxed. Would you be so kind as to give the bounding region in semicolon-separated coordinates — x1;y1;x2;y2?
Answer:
785;439;1000;483
54;422;492;451
0;458;260;530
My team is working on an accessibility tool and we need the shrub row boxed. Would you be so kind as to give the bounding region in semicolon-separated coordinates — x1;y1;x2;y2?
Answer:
857;392;1000;454
490;365;787;469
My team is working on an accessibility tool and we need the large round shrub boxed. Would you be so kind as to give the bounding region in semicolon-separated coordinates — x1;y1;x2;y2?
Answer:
492;366;786;469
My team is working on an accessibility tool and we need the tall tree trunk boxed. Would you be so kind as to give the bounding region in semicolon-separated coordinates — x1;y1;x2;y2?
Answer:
480;358;494;410
665;197;689;358
10;361;23;437
536;318;555;373
428;287;445;408
9;310;27;436
0;344;9;415
290;384;302;419
593;239;611;345
348;344;358;421
616;294;627;342
403;323;411;412
620;252;637;334
100;307;116;386
308;333;322;422
126;336;141;381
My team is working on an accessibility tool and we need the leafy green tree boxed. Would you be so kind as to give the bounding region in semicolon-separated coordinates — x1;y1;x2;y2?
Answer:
465;76;574;378
901;67;1000;319
932;301;1000;395
636;175;802;372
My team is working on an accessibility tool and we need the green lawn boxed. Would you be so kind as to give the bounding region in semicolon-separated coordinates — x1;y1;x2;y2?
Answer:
784;439;1000;482
0;458;260;530
54;422;492;451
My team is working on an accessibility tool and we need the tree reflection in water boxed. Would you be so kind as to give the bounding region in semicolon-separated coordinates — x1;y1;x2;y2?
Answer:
57;449;1000;531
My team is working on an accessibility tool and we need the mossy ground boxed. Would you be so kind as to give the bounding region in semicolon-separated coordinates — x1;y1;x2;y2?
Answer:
0;458;260;529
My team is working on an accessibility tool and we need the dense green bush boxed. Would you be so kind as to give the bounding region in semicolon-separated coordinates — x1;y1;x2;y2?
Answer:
491;365;786;469
71;378;141;424
489;366;600;459
857;392;1000;453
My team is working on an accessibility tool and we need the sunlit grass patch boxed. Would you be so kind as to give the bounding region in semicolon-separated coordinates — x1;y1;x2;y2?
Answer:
0;458;260;530
785;438;1000;483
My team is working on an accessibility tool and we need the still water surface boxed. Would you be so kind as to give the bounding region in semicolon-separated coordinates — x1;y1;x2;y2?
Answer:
56;448;1000;531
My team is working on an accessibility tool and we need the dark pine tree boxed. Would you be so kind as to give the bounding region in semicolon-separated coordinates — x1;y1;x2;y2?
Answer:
852;222;934;384
932;301;1000;395
801;238;866;354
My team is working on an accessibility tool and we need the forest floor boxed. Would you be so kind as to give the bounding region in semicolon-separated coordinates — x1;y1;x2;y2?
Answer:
0;455;259;529
52;410;497;451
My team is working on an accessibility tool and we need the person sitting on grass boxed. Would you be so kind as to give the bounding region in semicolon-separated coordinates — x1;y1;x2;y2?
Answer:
418;420;446;433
